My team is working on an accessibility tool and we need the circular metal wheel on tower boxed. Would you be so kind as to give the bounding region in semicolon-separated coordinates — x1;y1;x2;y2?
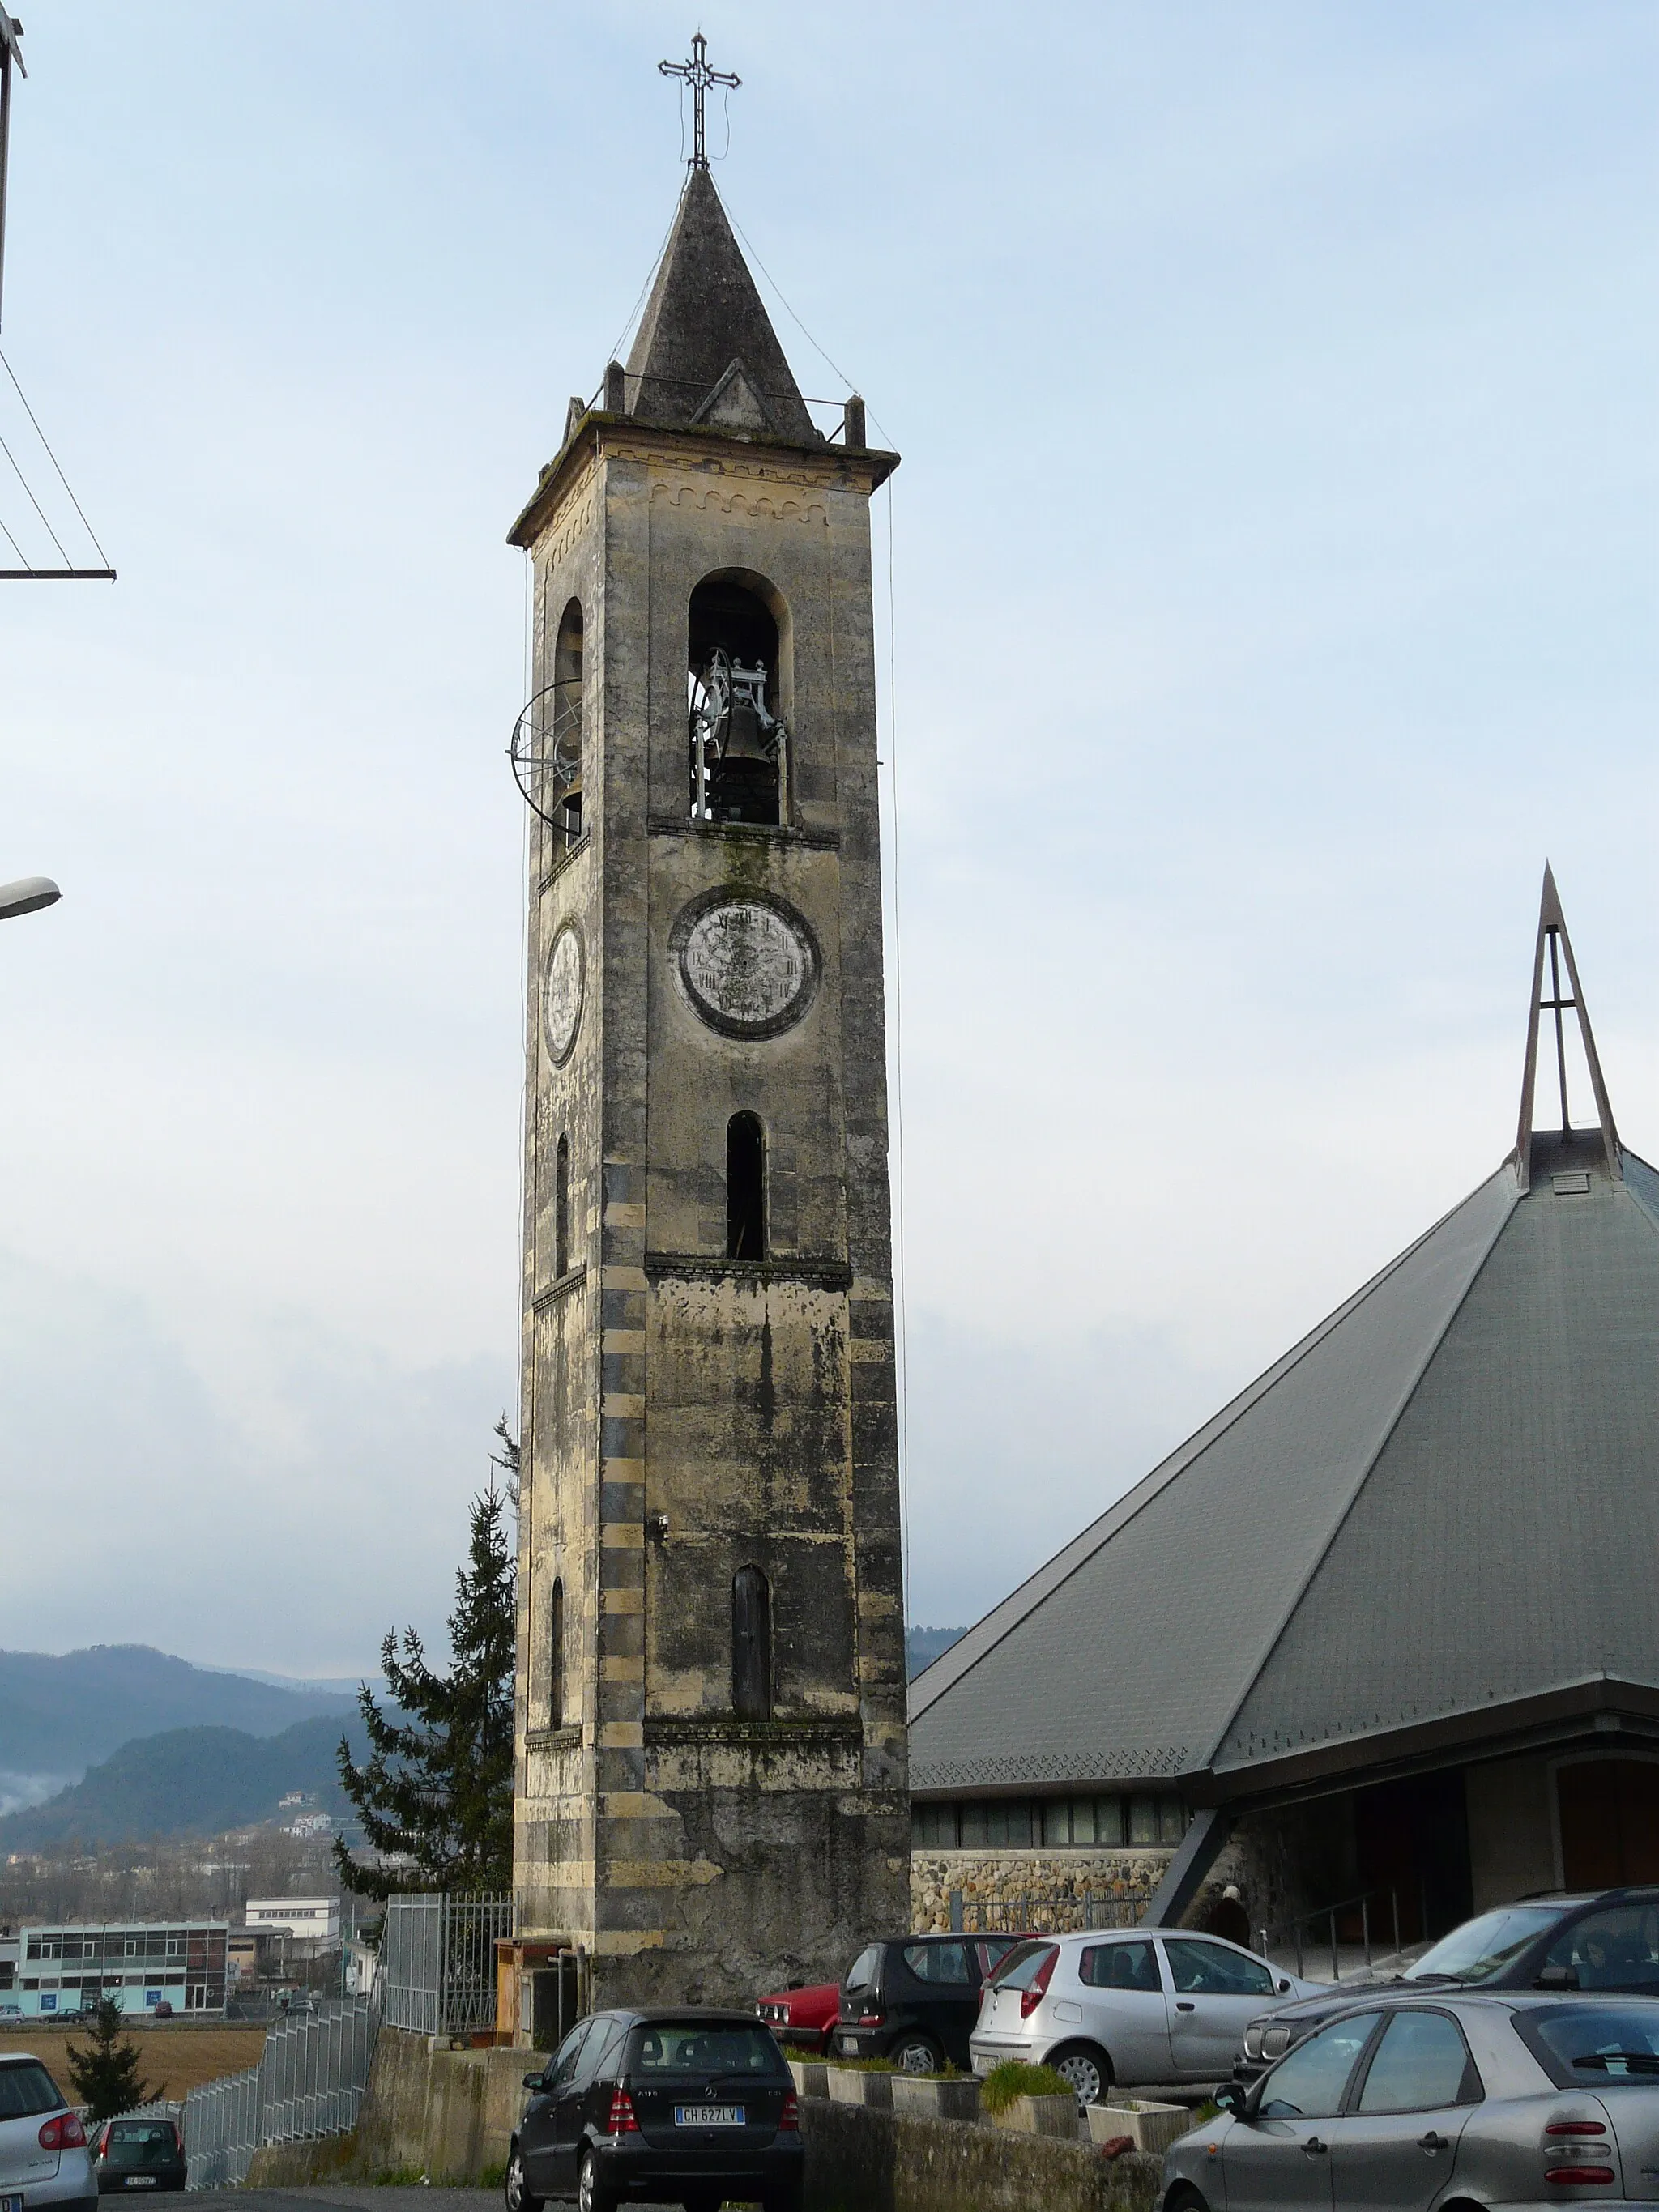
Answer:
510;681;582;826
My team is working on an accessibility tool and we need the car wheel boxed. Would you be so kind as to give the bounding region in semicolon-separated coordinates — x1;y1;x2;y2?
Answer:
893;2031;944;2074
577;2149;616;2212
1047;2041;1112;2107
1166;2188;1212;2212
504;2146;541;2212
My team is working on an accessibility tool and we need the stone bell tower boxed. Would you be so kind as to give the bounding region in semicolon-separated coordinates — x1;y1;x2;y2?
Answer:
505;142;910;2007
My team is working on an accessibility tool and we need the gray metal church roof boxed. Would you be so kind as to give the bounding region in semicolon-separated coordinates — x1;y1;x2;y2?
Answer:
909;874;1659;1797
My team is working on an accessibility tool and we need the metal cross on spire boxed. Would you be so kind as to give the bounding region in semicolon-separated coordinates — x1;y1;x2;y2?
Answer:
659;32;740;172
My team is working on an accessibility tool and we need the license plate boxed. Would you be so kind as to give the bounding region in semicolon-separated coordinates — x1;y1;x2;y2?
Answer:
674;2105;744;2127
2;2194;22;2212
125;2179;159;2189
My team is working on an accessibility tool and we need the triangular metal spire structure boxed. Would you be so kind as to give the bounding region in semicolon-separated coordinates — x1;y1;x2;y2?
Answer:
1514;862;1622;1191
622;167;817;444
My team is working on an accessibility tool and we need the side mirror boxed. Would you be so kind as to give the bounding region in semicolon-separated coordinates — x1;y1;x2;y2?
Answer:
522;2071;544;2090
1213;2082;1247;2116
1536;1963;1580;1991
1277;1979;1292;1994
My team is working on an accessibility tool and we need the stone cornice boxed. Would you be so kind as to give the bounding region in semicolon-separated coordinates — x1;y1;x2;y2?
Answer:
508;411;900;552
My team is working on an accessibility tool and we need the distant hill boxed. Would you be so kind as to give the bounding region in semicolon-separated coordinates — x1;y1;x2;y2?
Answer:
0;1715;363;1851
906;1625;969;1680
0;1646;363;1815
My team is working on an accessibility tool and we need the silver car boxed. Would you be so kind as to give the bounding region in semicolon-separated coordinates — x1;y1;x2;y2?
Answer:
970;1926;1327;2106
1162;1991;1659;2212
0;2051;96;2212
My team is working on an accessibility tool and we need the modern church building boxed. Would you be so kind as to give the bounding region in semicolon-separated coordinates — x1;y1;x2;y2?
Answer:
910;872;1659;1945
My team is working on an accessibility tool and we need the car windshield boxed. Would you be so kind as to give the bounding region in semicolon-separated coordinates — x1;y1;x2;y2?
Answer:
0;2063;63;2119
1405;1906;1563;1984
629;2024;782;2076
104;2124;177;2166
1520;2005;1659;2087
986;1941;1056;1991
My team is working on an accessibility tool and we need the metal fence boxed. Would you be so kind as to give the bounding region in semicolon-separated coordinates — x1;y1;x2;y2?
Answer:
378;1892;514;2039
181;1997;379;2190
949;1889;1154;1935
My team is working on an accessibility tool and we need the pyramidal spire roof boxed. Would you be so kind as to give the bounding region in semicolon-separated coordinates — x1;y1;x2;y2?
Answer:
909;874;1659;1801
622;168;817;444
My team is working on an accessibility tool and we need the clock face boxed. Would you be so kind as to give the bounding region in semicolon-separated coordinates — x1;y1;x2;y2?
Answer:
544;923;584;1064
674;893;818;1039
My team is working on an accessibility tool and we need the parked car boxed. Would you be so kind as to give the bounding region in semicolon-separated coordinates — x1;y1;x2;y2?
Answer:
1166;1989;1659;2212
505;2007;800;2212
0;2051;95;2212
970;1927;1325;2105
90;2116;187;2194
755;1980;840;2054
1235;1888;1659;2086
830;1934;1031;2073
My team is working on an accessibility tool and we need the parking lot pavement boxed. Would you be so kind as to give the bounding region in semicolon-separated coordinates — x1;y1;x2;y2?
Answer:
189;2193;691;2212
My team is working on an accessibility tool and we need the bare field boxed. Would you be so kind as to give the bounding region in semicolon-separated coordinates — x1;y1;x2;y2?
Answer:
0;2024;267;2102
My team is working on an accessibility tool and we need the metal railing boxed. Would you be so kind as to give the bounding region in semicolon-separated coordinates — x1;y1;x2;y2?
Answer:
181;1997;378;2190
949;1889;1154;1936
378;1892;514;2039
1256;1886;1401;1982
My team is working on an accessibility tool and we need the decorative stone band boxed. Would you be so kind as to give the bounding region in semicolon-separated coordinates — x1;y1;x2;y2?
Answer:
642;1252;854;1289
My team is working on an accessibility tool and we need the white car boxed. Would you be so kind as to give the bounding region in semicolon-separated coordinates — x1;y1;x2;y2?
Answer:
970;1926;1327;2106
0;2051;96;2212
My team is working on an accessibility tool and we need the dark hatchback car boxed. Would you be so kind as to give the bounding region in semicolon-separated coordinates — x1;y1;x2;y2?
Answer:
505;2008;800;2212
830;1934;1027;2072
92;2116;187;2193
1235;1887;1659;2085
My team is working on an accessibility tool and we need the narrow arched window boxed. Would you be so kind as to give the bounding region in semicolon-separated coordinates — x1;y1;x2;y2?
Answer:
554;1133;571;1277
549;1577;565;1728
549;600;583;853
732;1565;772;1720
727;1113;766;1260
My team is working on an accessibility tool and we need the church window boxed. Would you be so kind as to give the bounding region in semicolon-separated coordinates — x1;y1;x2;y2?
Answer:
548;599;583;854
727;1113;766;1260
554;1133;571;1277
731;1564;772;1720
1128;1794;1159;1845
548;1577;565;1728
688;575;789;826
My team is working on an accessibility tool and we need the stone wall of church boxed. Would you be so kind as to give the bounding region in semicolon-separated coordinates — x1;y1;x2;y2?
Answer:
911;1845;1251;1936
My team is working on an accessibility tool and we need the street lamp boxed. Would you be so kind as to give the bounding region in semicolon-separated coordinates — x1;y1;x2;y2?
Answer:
0;876;60;918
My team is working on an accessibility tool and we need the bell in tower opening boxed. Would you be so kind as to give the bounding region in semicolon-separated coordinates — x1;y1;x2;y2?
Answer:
688;576;789;825
505;32;908;2021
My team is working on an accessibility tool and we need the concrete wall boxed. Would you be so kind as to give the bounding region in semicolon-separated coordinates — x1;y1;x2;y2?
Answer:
248;2027;1165;2212
800;2103;1161;2212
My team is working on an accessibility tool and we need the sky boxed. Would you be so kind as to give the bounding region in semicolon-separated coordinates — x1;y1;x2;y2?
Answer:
1;2;1655;1674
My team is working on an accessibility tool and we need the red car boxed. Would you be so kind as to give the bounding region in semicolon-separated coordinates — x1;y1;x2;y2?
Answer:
756;1979;841;2053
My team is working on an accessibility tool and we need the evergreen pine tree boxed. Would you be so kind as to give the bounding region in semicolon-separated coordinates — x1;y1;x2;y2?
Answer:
333;1468;517;1901
66;1995;153;2122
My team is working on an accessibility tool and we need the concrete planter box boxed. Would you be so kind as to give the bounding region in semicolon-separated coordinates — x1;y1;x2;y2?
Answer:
787;2058;829;2100
990;2091;1077;2137
889;2073;981;2122
825;2065;893;2109
1090;2100;1192;2156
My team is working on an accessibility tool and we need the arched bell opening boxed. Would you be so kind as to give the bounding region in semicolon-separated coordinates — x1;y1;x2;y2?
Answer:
548;598;584;853
688;573;791;825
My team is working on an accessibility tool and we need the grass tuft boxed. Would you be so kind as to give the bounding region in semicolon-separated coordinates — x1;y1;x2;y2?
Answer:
979;2060;1073;2115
